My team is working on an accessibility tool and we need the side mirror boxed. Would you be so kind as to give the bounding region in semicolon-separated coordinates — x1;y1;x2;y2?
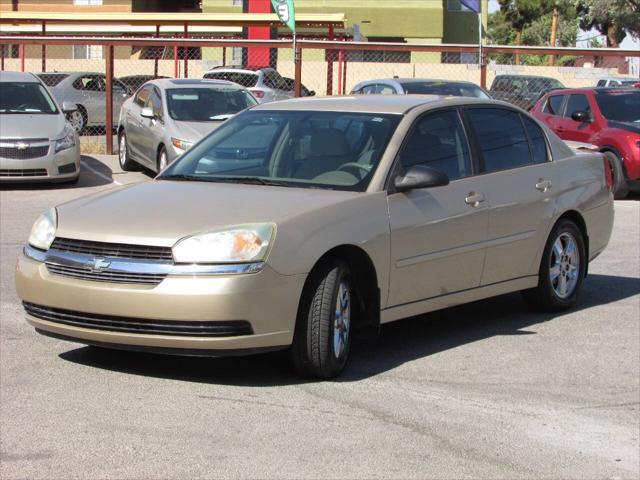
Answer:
140;107;155;119
308;90;316;97
571;110;591;123
61;101;77;113
394;165;450;193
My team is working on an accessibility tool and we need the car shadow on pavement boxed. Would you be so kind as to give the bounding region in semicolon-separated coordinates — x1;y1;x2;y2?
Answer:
0;156;113;190
59;273;640;385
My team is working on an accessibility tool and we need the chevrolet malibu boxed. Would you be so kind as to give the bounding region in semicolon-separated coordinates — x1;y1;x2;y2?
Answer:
16;96;614;378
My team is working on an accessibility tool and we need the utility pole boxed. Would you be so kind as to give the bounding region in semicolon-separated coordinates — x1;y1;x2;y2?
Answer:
549;6;559;66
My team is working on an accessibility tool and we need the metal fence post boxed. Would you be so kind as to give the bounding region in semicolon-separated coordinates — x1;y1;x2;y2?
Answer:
183;24;188;78
480;47;487;89
174;45;179;78
337;49;343;96
41;21;46;72
294;42;302;97
105;44;114;155
19;43;24;71
326;26;334;95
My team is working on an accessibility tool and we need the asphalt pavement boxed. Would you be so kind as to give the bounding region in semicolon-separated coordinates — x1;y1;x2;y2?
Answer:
1;155;639;479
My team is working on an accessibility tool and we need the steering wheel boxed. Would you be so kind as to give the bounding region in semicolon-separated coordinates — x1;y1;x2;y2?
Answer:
338;162;372;178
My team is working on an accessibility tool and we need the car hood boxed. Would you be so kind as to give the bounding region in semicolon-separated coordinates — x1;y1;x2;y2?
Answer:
55;180;361;246
608;120;640;135
0;113;66;140
171;119;228;143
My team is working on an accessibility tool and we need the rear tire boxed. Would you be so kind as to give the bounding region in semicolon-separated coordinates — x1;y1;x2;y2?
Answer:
118;130;137;172
292;259;353;379
157;146;168;173
523;219;586;311
603;151;628;199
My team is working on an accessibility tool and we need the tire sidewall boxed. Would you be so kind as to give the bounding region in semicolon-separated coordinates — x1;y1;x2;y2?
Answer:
118;131;129;169
603;151;628;199
539;220;586;309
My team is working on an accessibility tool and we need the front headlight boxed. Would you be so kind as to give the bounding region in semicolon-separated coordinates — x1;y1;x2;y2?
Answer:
171;137;194;153
28;208;57;250
172;223;275;264
54;124;76;153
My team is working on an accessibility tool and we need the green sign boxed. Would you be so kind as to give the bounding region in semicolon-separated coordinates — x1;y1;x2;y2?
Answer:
271;0;296;33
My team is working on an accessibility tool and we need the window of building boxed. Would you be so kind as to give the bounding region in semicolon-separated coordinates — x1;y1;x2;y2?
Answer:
325;50;410;63
73;45;103;60
0;45;19;59
74;0;103;5
447;0;473;12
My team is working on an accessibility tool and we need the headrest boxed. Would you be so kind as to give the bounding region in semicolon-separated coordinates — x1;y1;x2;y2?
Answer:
310;128;350;156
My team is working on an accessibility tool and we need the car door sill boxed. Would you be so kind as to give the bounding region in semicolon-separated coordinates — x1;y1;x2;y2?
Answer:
381;275;538;324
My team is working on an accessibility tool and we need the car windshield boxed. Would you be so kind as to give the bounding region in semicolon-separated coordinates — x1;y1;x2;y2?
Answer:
159;110;401;191
0;82;58;114
401;81;490;98
595;91;640;123
166;88;258;122
203;72;259;88
528;78;564;92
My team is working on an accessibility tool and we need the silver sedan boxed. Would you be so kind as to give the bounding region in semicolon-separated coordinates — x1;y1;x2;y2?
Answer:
0;71;80;183
117;78;258;173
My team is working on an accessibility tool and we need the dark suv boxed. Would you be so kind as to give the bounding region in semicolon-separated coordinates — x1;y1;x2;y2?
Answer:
490;75;564;111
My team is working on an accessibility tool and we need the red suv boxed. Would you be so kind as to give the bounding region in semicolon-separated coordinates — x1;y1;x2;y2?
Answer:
531;88;640;198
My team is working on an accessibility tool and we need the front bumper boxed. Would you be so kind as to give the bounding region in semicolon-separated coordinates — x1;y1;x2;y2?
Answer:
0;141;80;182
16;248;306;353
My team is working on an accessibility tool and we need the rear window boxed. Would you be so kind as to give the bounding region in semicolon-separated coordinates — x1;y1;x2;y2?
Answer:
595;91;640;123
401;82;489;98
37;73;69;87
203;72;258;88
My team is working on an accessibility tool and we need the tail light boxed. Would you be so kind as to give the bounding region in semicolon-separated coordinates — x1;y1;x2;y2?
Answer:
602;155;613;191
252;90;265;99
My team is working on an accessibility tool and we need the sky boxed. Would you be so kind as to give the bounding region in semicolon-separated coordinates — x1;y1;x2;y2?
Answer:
486;0;639;49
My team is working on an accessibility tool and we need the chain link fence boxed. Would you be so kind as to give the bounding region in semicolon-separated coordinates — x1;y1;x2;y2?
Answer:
1;37;638;153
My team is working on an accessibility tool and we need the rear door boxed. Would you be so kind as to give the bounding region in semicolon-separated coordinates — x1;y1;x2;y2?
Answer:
464;107;556;285
560;93;599;143
387;108;489;307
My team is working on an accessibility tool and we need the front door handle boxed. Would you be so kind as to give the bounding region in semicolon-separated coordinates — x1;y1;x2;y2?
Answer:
536;179;552;192
465;192;485;207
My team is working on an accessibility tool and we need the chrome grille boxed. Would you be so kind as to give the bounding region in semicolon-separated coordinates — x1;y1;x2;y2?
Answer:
23;302;254;337
0;145;50;160
46;263;166;285
51;238;174;261
0;168;47;177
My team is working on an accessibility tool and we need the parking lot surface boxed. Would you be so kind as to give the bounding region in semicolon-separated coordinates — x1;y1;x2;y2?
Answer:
1;156;639;479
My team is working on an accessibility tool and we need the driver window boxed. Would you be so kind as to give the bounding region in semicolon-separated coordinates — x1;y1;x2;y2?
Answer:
399;110;472;181
149;87;163;119
134;86;151;108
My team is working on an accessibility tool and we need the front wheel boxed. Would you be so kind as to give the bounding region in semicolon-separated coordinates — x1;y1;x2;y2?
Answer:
292;259;353;379
602;151;628;200
118;130;137;171
157;146;168;173
523;219;586;311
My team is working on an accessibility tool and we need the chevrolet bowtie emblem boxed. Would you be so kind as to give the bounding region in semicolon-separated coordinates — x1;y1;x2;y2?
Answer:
90;258;111;272
15;142;29;150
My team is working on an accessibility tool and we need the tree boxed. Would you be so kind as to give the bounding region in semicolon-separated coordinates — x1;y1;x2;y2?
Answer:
498;0;555;63
576;0;640;47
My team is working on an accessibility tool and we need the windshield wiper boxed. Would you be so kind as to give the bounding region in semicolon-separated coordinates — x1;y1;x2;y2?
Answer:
157;174;210;182
212;176;292;187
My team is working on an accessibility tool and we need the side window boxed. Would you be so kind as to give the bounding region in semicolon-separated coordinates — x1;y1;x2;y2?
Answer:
149;87;163;118
85;75;105;92
521;115;548;164
377;85;396;95
361;85;377;95
264;71;286;89
596;80;606;87
399;109;472;181
564;94;591;119
543;95;565;115
467;107;531;173
134;86;151;108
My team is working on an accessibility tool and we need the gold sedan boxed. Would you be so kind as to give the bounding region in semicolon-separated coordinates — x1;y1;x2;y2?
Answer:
16;95;614;378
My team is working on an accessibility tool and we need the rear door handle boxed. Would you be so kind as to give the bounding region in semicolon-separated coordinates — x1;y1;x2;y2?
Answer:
465;192;486;207
535;179;552;192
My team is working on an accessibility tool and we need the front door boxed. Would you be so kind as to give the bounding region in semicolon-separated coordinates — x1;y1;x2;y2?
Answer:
387;109;489;308
559;93;599;143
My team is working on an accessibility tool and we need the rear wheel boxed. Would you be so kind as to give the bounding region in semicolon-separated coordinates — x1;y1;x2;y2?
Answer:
603;151;628;199
523;219;586;311
292;259;353;379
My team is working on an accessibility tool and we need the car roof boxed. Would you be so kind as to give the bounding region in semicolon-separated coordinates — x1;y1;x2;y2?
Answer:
545;87;638;94
151;78;243;89
251;94;503;114
0;71;41;83
364;78;479;85
204;67;266;75
493;74;557;80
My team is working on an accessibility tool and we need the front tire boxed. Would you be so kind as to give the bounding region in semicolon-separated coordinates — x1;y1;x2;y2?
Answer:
118;130;137;172
523;219;586;311
157;146;168;173
292;259;353;379
67;106;87;134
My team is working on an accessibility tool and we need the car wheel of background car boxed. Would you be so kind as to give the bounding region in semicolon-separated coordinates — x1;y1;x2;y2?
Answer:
602;151;629;200
118;130;137;172
292;258;354;379
523;219;586;312
67;106;87;134
157;147;168;172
